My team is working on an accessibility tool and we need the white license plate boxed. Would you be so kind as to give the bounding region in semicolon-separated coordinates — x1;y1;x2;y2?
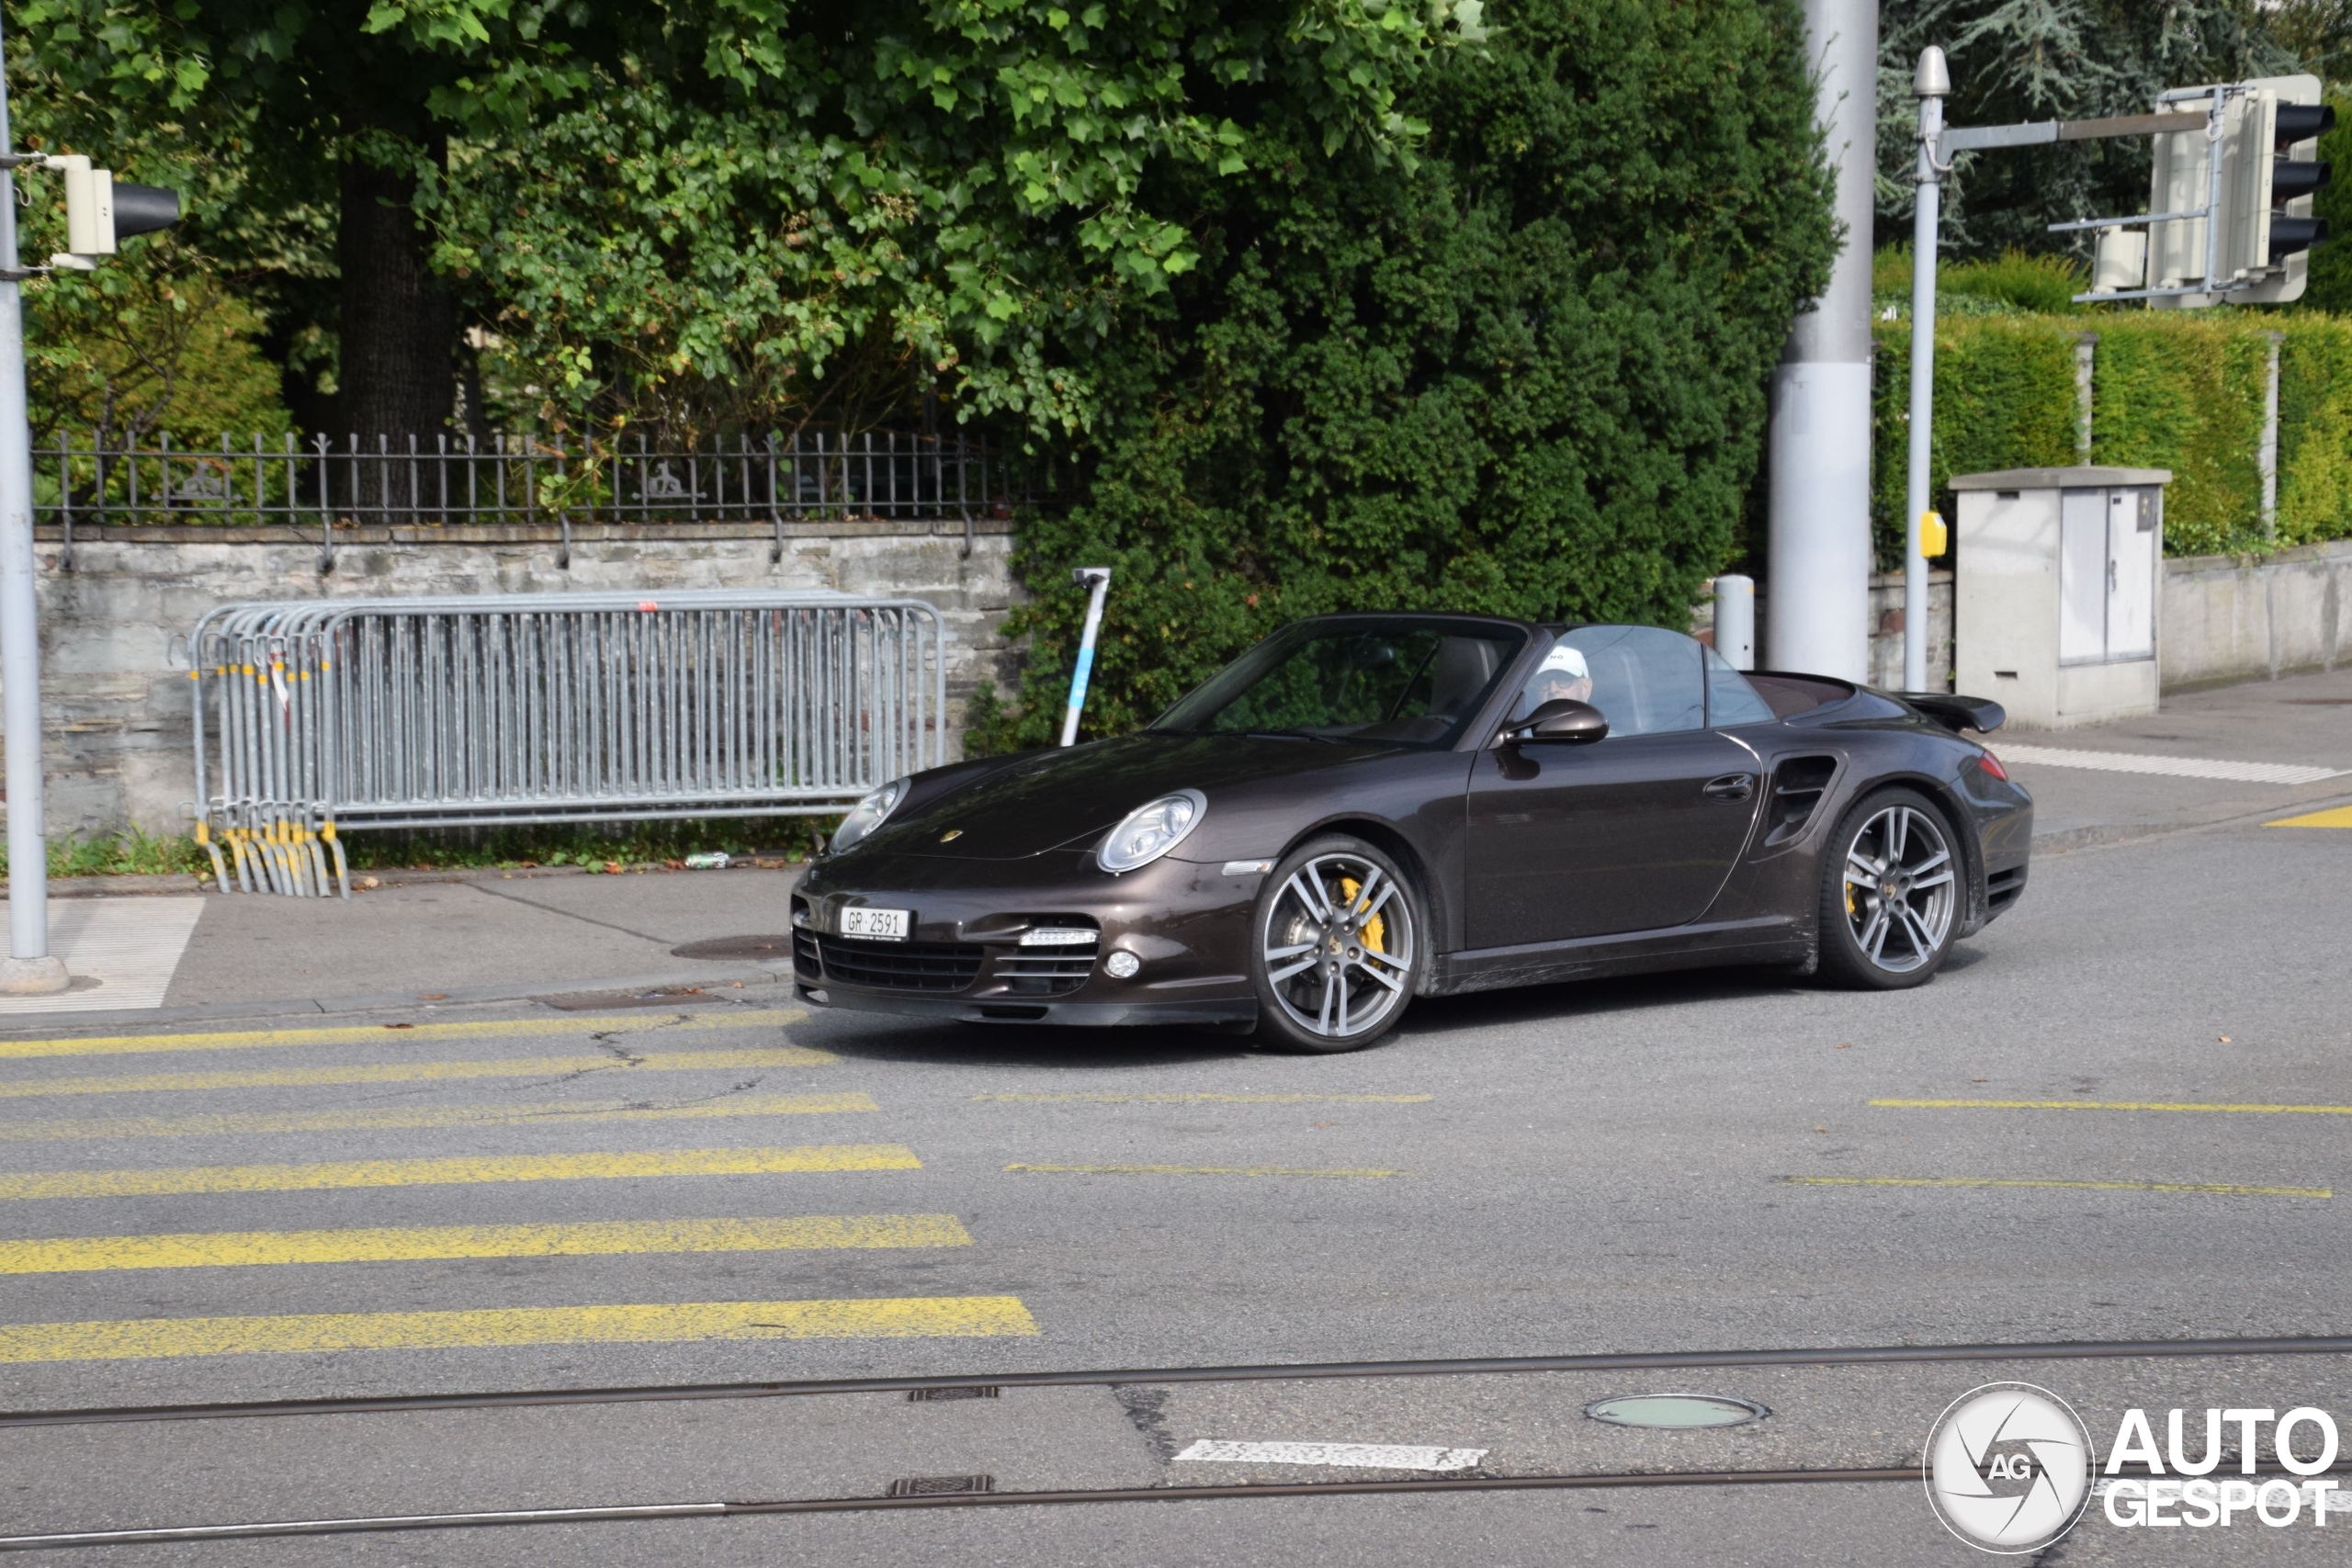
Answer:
840;907;910;941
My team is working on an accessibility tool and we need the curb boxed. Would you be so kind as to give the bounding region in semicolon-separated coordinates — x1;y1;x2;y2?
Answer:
2030;783;2352;854
0;968;805;1038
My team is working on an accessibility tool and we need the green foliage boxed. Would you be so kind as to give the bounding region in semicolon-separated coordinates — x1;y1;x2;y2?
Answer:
1871;310;2352;565
1873;1;2293;257
338;818;827;870
1941;251;2091;314
1872;247;2092;320
958;680;1020;759
2266;319;2352;547
4;17;322;443
1872;315;2079;563
417;1;1486;443
6;829;214;879
984;0;1836;747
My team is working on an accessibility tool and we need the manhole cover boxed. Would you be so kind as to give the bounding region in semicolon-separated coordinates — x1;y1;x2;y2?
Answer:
885;1474;994;1497
1585;1393;1769;1429
671;935;798;961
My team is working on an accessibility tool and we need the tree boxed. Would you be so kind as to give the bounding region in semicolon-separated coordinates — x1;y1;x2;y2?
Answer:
1872;1;2294;256
977;0;1836;747
9;1;1480;454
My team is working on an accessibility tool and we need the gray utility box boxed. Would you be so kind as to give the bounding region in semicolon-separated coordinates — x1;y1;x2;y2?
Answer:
1951;466;2172;730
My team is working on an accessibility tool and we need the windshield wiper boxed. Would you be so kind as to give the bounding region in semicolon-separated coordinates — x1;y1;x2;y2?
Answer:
1238;728;1351;744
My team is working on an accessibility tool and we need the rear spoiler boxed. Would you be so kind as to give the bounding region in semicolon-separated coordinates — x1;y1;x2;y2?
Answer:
1903;693;2006;735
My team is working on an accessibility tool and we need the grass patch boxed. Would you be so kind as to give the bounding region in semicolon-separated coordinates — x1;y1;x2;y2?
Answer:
6;818;835;879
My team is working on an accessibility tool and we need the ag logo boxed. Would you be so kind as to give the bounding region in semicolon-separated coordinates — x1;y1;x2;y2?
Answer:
1923;1382;2095;1553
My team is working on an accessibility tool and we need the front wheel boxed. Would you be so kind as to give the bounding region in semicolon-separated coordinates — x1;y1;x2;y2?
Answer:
1250;836;1423;1053
1817;788;1962;989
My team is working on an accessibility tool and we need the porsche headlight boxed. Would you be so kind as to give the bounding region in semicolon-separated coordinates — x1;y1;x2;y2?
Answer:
1097;789;1206;874
830;777;909;855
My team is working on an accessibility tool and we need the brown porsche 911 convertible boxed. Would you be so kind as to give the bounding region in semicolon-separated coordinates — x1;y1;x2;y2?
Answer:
793;614;2033;1052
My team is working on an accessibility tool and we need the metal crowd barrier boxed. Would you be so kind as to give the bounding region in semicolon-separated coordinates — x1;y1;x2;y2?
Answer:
185;592;945;897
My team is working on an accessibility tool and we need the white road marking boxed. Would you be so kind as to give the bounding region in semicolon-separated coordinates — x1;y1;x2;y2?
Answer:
1173;1439;1487;1472
0;897;205;1015
1996;745;2344;786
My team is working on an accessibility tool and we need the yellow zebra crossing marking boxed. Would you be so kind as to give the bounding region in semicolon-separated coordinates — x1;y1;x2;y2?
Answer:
1873;1097;2352;1116
0;1047;835;1101
0;1145;921;1201
974;1092;1431;1105
0;1093;878;1142
0;1009;808;1063
2265;805;2352;829
0;1296;1040;1362
0;1214;972;1274
1004;1162;1406;1179
1782;1175;2327;1199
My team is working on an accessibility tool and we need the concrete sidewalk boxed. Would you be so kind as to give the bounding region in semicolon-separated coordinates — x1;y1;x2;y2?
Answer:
1995;661;2352;846
4;665;2347;1030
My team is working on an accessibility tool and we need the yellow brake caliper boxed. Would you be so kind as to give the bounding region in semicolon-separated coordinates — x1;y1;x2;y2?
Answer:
1340;876;1387;955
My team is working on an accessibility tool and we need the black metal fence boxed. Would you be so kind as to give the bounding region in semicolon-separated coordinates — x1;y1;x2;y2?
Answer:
36;427;1033;568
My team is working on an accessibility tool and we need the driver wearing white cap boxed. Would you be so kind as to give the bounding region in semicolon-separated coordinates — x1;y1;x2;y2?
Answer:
1524;642;1592;710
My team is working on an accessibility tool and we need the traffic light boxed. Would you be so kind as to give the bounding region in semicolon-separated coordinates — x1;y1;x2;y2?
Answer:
2146;74;2332;308
43;152;180;270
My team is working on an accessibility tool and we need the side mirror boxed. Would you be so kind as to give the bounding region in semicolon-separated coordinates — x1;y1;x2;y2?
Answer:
1502;698;1608;746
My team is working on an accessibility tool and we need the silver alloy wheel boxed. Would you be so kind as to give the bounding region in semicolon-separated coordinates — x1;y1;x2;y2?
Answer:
1261;852;1416;1041
1841;804;1957;974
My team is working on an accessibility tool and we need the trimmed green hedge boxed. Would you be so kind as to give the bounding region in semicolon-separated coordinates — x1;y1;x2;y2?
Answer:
1872;312;2352;565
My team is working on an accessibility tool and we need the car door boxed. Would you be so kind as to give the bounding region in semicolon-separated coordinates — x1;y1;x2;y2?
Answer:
1464;626;1762;947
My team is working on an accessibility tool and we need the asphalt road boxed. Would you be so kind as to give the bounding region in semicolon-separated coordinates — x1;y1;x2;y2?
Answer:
2;807;2349;1563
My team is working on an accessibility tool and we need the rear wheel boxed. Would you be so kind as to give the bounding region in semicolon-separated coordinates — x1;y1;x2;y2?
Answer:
1818;788;1962;989
1250;836;1422;1053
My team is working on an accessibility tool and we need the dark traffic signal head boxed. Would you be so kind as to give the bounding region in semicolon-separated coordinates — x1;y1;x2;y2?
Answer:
108;183;180;243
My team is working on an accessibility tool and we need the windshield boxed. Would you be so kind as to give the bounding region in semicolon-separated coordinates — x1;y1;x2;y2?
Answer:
1151;620;1526;747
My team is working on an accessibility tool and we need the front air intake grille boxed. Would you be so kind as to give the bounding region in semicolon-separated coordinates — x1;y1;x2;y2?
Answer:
816;934;984;992
791;929;821;980
997;936;1100;997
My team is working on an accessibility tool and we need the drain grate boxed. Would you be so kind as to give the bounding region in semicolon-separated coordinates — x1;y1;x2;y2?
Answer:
907;1385;1001;1403
671;935;798;961
886;1474;995;1497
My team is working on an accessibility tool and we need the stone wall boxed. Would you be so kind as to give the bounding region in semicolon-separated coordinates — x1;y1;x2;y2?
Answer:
4;519;1021;837
2161;537;2352;689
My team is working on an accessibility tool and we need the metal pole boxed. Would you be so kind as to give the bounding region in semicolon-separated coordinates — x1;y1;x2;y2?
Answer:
0;21;69;994
2260;330;2283;539
1903;47;1951;695
1766;0;1878;682
1713;575;1756;671
2074;333;2098;462
1059;567;1112;748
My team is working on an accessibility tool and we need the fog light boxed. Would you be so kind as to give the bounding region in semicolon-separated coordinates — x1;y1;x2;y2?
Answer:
1103;951;1141;979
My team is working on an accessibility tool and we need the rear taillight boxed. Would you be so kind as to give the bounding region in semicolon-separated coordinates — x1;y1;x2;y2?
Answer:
1976;749;2009;782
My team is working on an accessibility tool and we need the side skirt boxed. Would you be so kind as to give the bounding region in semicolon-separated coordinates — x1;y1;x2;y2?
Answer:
1425;916;1810;998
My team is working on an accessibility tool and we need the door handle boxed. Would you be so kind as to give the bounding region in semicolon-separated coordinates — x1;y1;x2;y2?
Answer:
1702;773;1755;803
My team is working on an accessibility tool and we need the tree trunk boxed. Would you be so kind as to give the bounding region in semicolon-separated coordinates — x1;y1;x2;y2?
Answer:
336;152;455;512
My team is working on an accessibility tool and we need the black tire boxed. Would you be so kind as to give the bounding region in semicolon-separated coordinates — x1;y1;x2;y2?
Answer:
1249;835;1423;1053
1817;787;1963;990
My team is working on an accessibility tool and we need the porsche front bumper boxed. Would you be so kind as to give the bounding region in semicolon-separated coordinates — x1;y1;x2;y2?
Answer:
791;851;1262;1027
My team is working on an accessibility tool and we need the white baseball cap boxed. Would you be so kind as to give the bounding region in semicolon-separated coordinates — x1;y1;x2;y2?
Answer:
1536;644;1589;679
